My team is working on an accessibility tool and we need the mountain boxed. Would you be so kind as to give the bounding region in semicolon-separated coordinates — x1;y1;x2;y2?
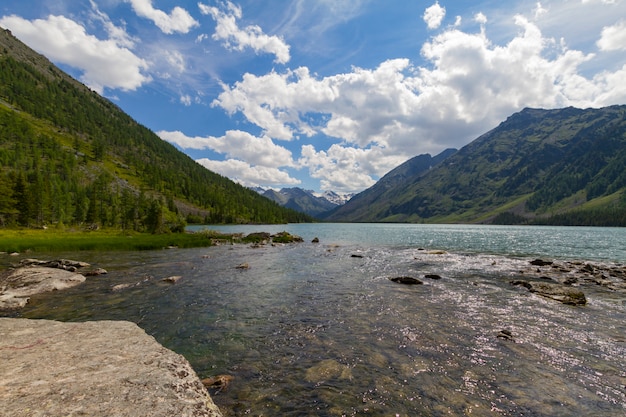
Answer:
0;28;311;230
261;187;349;217
327;106;626;226
316;190;354;206
324;148;456;221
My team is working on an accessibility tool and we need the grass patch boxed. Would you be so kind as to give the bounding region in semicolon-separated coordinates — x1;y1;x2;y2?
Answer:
0;228;236;253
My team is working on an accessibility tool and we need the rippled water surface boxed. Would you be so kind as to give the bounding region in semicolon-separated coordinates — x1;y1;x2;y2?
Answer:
3;224;626;416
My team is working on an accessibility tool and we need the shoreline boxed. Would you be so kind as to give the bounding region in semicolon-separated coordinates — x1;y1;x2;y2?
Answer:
2;236;625;415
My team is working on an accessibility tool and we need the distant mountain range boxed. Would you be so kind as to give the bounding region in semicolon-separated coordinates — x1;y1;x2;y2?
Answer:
254;187;354;218
326;105;626;226
254;148;456;219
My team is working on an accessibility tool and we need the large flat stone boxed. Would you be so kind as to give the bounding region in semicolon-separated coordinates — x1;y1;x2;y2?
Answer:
0;267;86;309
0;318;222;417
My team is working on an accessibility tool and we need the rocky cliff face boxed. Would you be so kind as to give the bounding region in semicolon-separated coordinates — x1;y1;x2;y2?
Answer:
0;318;222;417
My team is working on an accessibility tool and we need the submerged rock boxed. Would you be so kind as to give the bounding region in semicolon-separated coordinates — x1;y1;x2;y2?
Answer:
0;318;222;417
0;267;86;309
305;359;352;384
84;267;108;276
390;276;423;285
162;275;183;284
511;280;587;305
112;282;133;292
110;275;153;292
201;374;234;393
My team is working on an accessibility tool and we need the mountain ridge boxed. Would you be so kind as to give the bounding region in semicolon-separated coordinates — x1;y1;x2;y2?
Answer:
326;105;626;225
259;187;353;218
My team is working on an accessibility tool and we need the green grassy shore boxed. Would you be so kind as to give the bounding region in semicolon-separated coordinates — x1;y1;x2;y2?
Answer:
0;228;236;253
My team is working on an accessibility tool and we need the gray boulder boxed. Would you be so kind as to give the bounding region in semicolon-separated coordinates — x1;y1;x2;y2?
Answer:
0;318;222;417
0;266;86;309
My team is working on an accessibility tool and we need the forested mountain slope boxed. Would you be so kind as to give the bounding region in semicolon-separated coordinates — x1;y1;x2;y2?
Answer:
327;106;626;226
0;28;310;230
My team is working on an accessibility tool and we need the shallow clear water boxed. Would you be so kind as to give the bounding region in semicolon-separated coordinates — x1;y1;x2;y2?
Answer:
3;224;626;416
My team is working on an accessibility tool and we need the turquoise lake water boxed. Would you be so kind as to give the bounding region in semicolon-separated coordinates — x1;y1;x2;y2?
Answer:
4;224;626;416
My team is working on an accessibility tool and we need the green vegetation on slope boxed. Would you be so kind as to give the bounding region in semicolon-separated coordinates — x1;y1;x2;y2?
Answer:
0;29;311;230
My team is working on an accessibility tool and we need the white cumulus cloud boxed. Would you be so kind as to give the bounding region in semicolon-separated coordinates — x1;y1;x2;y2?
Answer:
533;2;548;19
210;13;626;192
474;12;488;25
199;1;290;64
423;2;446;30
597;19;626;51
196;158;300;188
161;128;299;188
158;129;294;168
127;0;198;34
299;144;406;193
0;14;151;93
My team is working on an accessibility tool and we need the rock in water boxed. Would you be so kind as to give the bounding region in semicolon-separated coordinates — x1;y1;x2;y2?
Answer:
424;274;442;280
530;259;553;266
0;267;86;309
305;359;352;383
162;275;183;284
512;280;587;305
390;276;423;285
497;329;515;341
202;375;234;393
271;231;304;243
84;268;108;276
0;318;222;417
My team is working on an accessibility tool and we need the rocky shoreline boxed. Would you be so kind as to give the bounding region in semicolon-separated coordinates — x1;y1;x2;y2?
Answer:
0;318;222;417
0;231;307;416
0;258;101;309
0;257;226;416
2;234;625;415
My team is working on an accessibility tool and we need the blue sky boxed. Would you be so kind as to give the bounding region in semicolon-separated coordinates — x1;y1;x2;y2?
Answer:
1;1;625;194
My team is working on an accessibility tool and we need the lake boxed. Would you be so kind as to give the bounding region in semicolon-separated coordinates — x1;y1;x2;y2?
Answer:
3;224;626;416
